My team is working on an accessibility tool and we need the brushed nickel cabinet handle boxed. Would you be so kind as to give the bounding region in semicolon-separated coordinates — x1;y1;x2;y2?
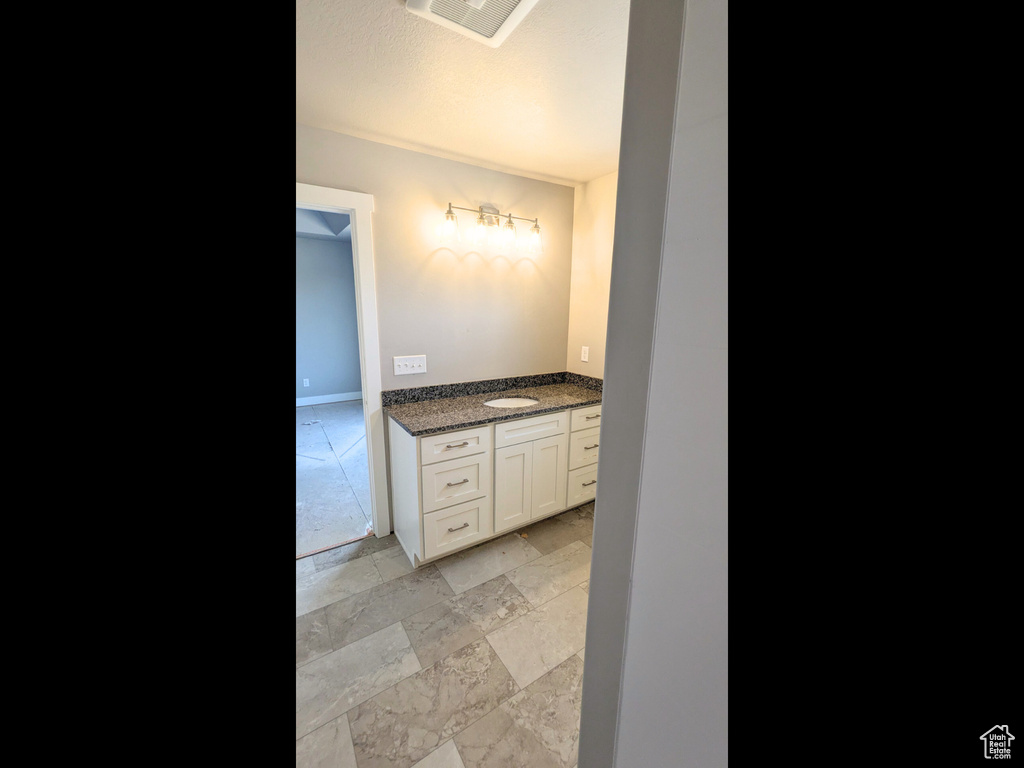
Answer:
446;478;470;487
447;522;470;532
446;442;469;449
582;480;597;487
584;444;599;450
585;414;600;420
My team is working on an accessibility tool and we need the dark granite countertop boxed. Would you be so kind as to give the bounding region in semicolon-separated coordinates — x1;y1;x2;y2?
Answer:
385;382;602;436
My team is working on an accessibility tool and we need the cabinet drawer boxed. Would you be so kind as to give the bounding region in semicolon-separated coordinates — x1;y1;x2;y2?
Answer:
423;496;494;560
420;426;491;465
568;425;601;470
493;410;567;449
421;453;491;514
570;404;602;432
567;465;598;505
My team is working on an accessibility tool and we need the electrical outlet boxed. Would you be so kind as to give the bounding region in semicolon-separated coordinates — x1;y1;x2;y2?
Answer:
581;346;589;362
394;355;427;375
303;378;310;387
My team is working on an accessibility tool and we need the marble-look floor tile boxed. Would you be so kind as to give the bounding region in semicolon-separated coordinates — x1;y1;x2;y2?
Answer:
296;555;382;617
554;504;594;540
296;622;421;740
347;638;519;768
411;740;467;768
403;576;532;667
485;586;589;690
516;516;585;555
373;542;416;581
325;565;454;649
296;607;333;668
504;540;592;608
297;555;317;580
561;508;593;547
312;533;399;571
433;534;542;594
295;716;358;768
454;654;584;768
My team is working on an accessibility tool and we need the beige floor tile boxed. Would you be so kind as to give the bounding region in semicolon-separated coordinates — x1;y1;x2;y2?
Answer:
517;516;584;555
325;565;454;649
295;716;359;768
296;607;333;668
297;556;317;579
433;533;542;594
373;543;417;581
347;638;518;768
411;740;467;768
454;654;584;768
484;586;589;689
403;576;532;667
296;555;382;617
504;540;592;608
296;622;421;740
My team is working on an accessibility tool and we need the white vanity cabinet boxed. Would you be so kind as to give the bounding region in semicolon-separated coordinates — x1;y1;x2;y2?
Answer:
387;400;600;567
566;404;601;506
389;421;494;567
493;410;569;534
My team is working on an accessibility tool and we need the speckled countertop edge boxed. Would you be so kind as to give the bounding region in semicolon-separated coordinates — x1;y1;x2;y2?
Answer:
384;381;602;437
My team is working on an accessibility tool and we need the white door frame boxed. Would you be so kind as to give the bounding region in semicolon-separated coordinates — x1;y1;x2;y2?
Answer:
296;182;390;537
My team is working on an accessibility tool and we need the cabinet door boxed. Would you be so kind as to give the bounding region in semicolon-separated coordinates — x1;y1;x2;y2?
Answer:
531;433;568;519
494;442;532;534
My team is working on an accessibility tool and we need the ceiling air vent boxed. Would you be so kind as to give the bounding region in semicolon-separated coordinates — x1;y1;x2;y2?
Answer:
406;0;541;48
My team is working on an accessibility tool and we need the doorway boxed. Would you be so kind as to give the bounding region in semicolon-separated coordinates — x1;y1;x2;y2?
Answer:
295;183;389;557
296;224;371;555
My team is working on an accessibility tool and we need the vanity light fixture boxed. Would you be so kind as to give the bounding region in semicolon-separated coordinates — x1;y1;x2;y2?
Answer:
440;202;542;254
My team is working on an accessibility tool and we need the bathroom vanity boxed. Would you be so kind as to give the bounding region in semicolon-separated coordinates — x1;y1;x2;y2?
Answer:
384;374;601;568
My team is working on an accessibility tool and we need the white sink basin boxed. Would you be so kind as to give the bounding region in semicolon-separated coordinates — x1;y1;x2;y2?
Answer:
483;397;539;408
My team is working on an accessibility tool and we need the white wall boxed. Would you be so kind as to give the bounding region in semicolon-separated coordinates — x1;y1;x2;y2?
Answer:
296;127;577;392
295;235;362;400
567;171;617;378
579;0;728;765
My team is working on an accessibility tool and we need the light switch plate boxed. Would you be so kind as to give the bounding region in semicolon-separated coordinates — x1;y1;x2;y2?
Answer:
394;355;427;375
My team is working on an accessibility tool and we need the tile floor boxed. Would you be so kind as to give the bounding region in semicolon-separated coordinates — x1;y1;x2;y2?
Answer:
297;402;373;557
296;502;594;768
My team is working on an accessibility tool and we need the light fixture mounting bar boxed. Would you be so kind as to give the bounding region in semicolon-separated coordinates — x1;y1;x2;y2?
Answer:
448;203;537;223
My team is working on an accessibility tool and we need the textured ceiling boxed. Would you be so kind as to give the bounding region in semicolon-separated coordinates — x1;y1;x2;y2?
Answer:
296;0;630;186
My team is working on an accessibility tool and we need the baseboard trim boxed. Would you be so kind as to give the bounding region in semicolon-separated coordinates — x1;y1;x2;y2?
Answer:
296;391;362;407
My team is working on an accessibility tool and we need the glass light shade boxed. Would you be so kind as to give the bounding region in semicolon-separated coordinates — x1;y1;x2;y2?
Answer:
501;215;517;248
486;219;503;249
471;213;489;247
527;221;542;254
438;205;460;245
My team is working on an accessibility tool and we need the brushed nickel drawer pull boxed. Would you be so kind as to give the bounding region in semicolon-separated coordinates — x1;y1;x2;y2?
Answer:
584;444;599;450
446;478;470;487
447;522;470;532
582;480;597;487
446;442;470;449
585;414;600;420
